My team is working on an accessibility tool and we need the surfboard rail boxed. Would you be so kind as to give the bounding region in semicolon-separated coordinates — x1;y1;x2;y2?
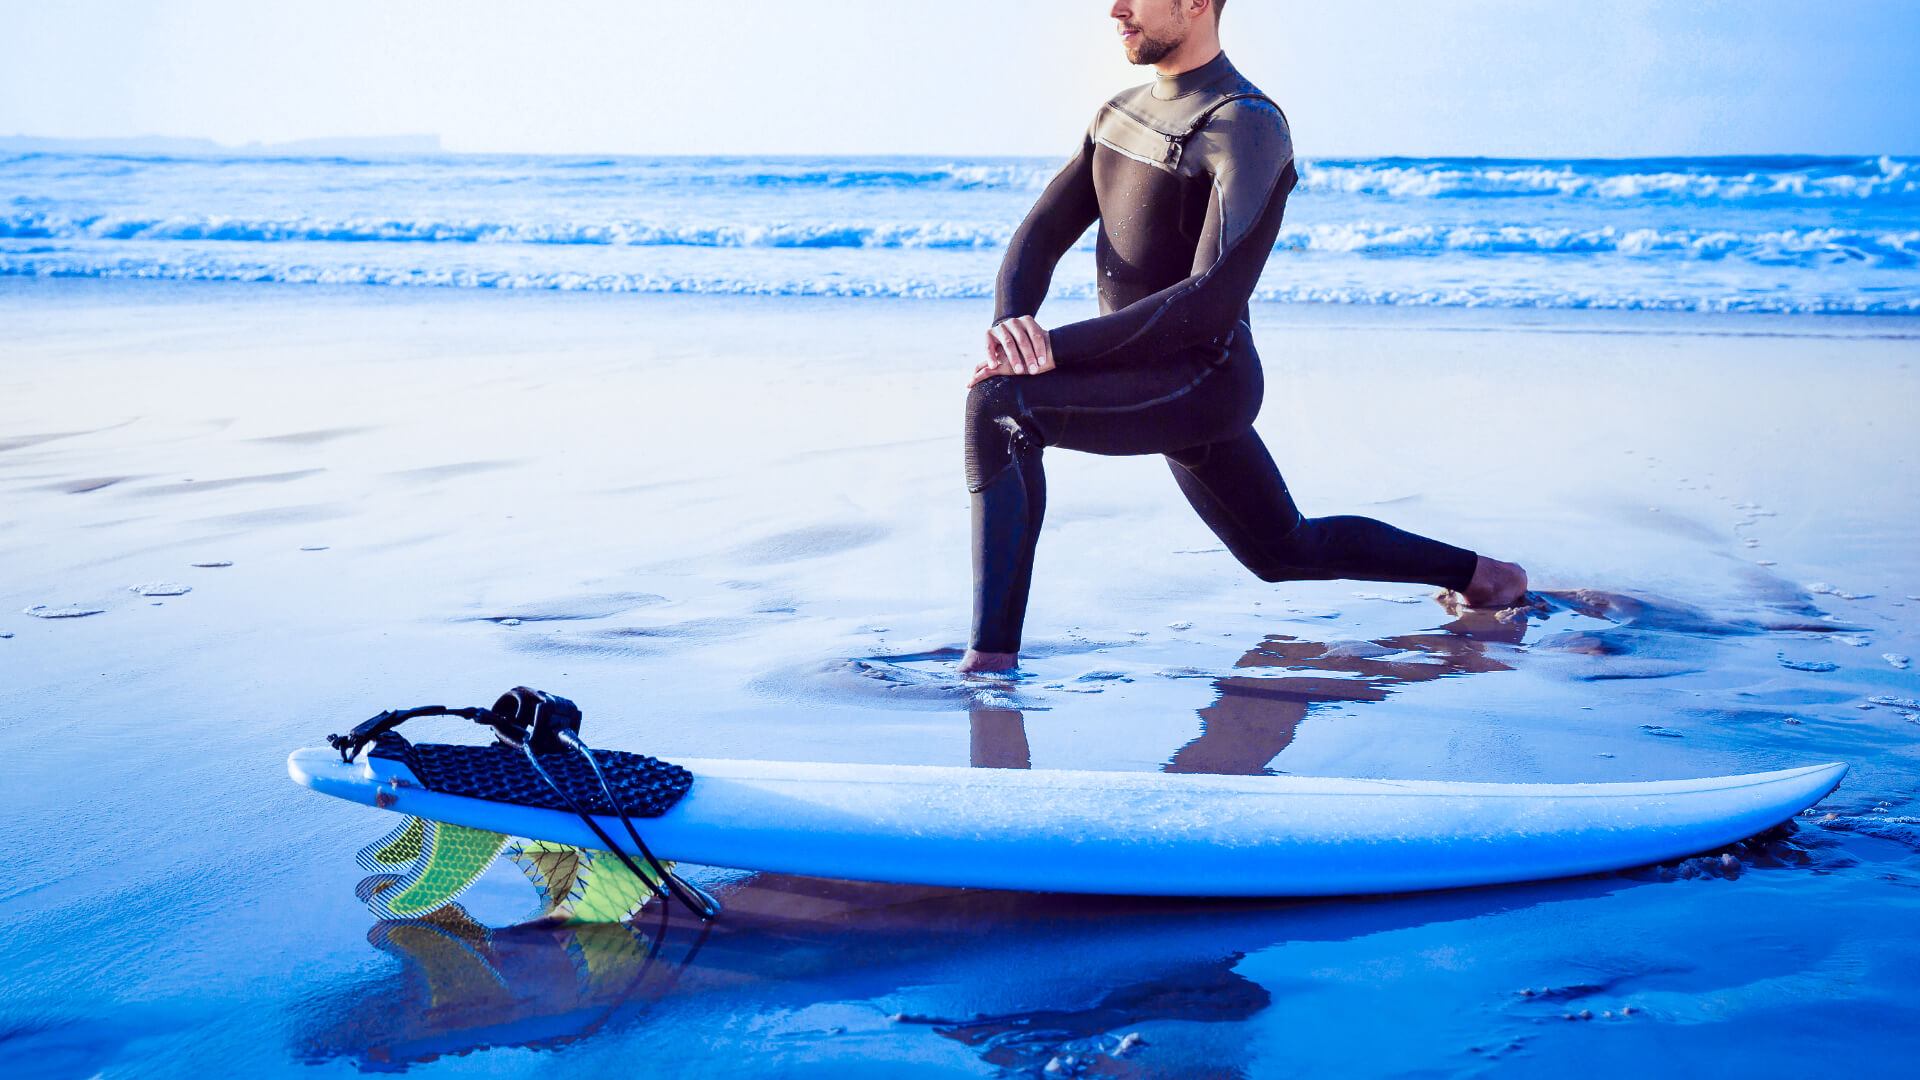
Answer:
289;748;1846;897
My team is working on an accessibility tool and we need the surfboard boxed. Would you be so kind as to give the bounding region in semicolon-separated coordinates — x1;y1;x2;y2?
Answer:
288;747;1846;898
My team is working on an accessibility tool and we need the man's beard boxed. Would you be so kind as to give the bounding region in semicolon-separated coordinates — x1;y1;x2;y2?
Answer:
1123;23;1184;65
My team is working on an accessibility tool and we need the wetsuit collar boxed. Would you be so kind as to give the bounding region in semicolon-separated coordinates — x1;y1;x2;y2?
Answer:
1151;50;1233;100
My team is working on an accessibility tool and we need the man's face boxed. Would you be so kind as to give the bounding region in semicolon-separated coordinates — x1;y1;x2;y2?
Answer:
1110;1;1191;66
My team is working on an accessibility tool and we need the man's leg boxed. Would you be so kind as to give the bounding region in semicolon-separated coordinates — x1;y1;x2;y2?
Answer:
962;377;1047;672
1165;430;1526;602
960;353;1260;672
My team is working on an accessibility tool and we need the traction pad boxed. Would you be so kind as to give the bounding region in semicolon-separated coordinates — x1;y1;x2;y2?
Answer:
368;731;693;817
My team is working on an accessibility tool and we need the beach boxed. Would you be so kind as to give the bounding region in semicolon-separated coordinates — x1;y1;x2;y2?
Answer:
3;277;1917;1076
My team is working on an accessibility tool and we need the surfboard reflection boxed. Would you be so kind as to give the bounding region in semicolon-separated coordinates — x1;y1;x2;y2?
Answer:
970;609;1530;774
295;898;694;1069
294;867;1619;1074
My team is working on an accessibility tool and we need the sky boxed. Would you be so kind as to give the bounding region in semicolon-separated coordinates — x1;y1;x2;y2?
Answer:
4;0;1918;158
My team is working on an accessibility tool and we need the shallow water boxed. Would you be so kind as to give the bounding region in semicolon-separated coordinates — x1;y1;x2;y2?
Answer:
2;281;1918;1077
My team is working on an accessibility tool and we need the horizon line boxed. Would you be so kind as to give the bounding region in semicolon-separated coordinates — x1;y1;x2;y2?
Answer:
3;136;1915;164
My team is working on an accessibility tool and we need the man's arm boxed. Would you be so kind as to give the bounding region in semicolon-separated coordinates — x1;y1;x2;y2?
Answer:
1048;101;1295;368
993;135;1100;324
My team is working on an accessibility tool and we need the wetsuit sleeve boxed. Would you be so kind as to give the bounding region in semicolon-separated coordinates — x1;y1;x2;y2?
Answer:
1049;102;1296;367
993;134;1100;324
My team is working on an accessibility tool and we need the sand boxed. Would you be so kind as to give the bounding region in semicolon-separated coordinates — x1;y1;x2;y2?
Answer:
2;278;1917;1076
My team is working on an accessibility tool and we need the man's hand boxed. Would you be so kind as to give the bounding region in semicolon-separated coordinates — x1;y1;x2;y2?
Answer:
970;316;1054;387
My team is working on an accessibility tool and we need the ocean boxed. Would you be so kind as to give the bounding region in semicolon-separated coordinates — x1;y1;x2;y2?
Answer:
4;151;1917;315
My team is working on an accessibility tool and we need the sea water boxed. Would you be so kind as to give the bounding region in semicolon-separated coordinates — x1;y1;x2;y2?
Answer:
4;152;1917;313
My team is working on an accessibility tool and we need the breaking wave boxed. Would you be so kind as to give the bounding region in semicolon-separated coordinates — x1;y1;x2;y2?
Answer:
0;212;1016;249
6;254;1916;315
1299;156;1920;204
8;213;1914;268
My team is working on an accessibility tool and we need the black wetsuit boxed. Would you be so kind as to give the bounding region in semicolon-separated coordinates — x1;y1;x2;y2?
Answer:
967;52;1478;654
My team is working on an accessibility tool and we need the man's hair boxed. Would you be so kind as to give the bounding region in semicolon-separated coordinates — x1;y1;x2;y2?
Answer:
1213;0;1226;21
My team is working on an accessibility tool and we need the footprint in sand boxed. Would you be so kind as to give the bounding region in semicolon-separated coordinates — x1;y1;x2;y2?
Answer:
1319;640;1398;660
753;653;1036;711
24;605;105;619
1043;670;1134;693
1532;628;1709;680
472;592;667;623
730;524;888;566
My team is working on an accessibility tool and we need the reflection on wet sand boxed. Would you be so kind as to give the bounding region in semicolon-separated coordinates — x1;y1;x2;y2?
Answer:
969;706;1031;769
296;869;1617;1073
1171;612;1528;775
927;958;1267;1075
296;900;691;1068
971;611;1530;775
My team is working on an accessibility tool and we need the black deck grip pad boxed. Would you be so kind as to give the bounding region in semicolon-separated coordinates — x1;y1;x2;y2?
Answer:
369;732;693;817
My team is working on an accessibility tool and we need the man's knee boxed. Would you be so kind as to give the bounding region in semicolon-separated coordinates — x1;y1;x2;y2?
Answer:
964;376;1033;492
1239;518;1318;582
965;375;1021;425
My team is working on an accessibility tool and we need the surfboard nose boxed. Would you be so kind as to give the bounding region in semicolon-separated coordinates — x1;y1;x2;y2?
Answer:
1797;761;1849;806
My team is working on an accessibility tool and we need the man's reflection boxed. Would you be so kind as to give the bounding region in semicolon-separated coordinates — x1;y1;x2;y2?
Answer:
971;610;1529;774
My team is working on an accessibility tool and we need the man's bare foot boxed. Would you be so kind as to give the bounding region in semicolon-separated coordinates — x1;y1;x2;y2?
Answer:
1442;556;1530;610
959;649;1018;674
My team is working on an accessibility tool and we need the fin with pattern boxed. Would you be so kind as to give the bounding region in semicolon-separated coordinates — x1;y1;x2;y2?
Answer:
506;840;668;924
353;816;509;920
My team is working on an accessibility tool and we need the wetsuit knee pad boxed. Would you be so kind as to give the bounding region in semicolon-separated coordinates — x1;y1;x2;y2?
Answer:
964;376;1039;492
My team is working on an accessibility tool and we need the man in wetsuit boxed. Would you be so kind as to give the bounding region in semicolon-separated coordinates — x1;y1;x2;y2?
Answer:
959;0;1528;674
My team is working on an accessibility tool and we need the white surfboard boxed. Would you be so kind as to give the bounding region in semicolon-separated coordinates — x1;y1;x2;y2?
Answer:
288;748;1845;897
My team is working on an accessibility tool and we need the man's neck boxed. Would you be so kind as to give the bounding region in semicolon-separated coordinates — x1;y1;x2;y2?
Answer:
1152;32;1222;78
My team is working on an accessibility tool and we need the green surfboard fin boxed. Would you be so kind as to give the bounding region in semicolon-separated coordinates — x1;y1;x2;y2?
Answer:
506;840;668;924
354;816;510;920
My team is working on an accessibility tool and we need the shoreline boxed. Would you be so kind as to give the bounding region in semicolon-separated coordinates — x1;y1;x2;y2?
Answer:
8;272;1920;336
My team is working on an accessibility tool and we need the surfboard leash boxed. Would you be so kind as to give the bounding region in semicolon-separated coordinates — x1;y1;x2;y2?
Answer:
487;687;722;920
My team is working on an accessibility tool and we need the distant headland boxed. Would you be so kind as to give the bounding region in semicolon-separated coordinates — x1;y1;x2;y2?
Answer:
0;134;443;155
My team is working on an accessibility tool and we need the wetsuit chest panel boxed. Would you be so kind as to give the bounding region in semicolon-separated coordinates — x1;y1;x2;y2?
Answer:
1090;145;1214;312
1091;103;1185;170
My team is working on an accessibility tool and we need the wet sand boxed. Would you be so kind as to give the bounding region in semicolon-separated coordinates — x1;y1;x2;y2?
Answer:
2;278;1918;1076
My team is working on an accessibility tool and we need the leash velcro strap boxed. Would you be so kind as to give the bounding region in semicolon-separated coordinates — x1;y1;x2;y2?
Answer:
327;705;495;763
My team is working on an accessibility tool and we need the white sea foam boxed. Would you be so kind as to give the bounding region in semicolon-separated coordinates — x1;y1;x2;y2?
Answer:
4;151;1916;314
0;212;1017;250
1299;156;1920;203
1278;223;1920;265
7;250;1916;314
10;213;1915;268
